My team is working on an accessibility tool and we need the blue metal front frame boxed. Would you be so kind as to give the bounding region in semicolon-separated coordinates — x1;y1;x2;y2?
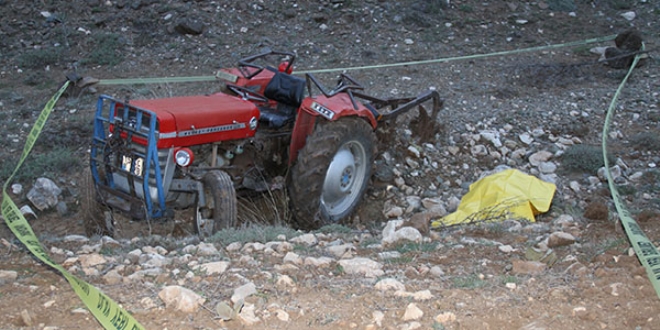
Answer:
90;95;168;219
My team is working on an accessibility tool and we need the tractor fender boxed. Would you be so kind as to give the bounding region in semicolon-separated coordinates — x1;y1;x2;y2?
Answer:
288;97;376;165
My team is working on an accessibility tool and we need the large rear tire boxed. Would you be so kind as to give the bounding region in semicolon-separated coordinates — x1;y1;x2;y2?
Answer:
196;170;237;238
289;117;376;230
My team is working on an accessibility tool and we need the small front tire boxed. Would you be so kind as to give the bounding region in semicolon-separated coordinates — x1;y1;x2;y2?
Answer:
196;170;237;238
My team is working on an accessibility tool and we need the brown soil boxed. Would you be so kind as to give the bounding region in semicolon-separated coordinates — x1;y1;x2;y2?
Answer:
1;1;660;329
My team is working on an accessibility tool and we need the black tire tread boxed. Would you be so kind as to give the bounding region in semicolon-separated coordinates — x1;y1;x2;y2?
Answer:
201;170;237;234
288;117;375;230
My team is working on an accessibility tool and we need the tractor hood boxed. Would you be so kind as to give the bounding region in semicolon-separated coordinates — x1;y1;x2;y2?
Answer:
130;92;260;148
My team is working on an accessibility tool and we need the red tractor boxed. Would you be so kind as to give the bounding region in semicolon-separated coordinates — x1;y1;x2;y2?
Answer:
89;50;442;237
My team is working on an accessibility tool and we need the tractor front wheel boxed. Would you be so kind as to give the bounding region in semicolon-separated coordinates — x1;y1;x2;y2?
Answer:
289;117;376;230
196;170;237;238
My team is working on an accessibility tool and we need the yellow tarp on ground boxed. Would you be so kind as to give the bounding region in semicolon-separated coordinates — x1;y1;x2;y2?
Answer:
431;169;556;228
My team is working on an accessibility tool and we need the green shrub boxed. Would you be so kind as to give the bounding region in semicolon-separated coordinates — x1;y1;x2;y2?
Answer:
630;132;660;151
459;4;474;13
0;147;82;184
208;225;300;245
432;323;447;330
616;184;636;196
383;256;414;264
606;0;633;10
561;145;614;173
572;45;593;57
17;47;64;69
36;128;93;151
315;224;353;234
500;275;520;285
83;33;124;66
452;274;486;289
546;0;576;12
393;241;438;254
648;112;660;122
23;73;44;86
642;170;660;188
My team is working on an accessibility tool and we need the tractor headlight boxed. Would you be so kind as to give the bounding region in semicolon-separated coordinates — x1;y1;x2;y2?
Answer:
175;148;194;167
249;116;258;130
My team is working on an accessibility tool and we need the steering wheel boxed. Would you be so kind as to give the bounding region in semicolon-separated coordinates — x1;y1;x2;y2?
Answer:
238;62;265;79
226;84;269;103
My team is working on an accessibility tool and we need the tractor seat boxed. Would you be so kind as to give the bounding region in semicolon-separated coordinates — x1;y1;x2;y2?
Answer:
258;106;296;129
259;72;306;128
264;71;305;107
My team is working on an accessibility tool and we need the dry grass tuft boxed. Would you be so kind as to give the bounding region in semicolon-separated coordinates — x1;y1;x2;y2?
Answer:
80;168;114;237
237;189;291;227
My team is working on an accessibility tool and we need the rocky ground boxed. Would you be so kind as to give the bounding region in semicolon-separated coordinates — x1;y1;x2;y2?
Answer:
1;0;660;329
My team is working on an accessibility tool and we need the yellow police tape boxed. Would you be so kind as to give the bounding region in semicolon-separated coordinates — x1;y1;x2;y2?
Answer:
1;81;146;330
602;44;660;299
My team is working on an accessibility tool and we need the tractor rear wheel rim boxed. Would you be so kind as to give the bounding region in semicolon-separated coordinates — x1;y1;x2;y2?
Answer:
321;140;367;216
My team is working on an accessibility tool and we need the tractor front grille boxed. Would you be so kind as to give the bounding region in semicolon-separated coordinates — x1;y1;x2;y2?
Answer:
91;95;173;219
109;143;174;204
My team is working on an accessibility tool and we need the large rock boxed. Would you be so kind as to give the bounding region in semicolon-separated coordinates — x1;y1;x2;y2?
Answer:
421;198;447;215
290;233;318;246
158;286;206;313
597;165;622;182
326;244;356;259
384;206;404;218
232;282;257;304
0;270;18;285
276;274;296;288
547;232;576;248
435;311;457;325
304;256;334;268
480;130;502;148
142;253;171;268
395;290;434;301
63;235;89;243
528;151;553;167
402;303;424;321
403;212;431;235
266;241;293;254
338;258;384;278
382;220;422;246
241;242;266;253
283;252;303;265
538;161;557;174
78;253;107;268
374;278;406;292
238;302;260;325
27;178;62;211
174;19;204;35
196;261;230;275
182;242;218;256
103;269;123;285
